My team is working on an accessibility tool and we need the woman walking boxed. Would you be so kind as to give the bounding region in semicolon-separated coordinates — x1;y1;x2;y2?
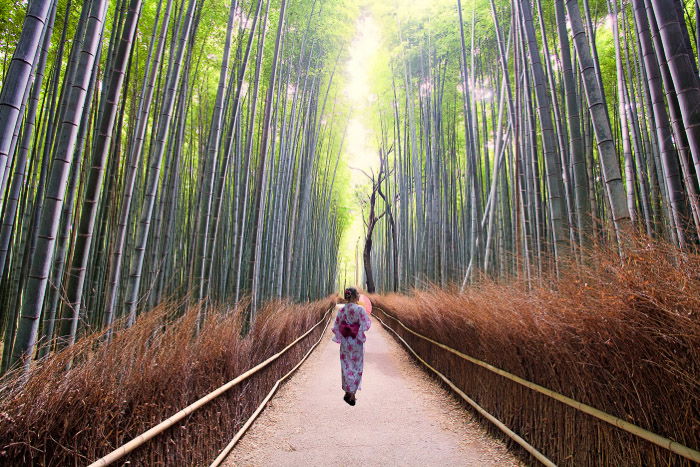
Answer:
332;287;371;406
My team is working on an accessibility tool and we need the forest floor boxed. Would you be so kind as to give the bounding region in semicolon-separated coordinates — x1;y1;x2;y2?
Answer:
223;308;520;466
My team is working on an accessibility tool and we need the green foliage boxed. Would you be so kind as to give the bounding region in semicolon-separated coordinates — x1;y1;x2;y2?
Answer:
0;0;25;60
595;22;617;106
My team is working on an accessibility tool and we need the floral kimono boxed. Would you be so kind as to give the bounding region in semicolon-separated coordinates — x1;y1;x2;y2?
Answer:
332;303;372;393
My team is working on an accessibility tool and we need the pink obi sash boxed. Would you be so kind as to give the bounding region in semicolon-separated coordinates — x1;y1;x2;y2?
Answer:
339;320;360;338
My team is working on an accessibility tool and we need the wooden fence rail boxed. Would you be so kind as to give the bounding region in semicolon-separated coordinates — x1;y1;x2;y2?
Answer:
89;307;333;467
374;307;700;464
209;308;333;466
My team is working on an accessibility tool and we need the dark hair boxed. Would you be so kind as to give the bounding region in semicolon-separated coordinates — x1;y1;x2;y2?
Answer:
344;287;359;302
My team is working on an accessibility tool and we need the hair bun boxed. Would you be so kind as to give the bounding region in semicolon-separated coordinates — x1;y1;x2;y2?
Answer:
344;287;358;301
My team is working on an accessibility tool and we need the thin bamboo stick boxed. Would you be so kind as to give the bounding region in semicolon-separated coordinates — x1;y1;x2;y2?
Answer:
89;307;333;467
375;307;700;463
373;312;556;467
210;308;333;466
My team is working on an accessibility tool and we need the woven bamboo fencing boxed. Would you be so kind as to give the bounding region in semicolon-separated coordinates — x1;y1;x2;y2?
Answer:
374;305;699;466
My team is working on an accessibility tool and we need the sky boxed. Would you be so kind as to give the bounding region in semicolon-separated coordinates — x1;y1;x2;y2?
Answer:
344;14;381;177
337;13;382;290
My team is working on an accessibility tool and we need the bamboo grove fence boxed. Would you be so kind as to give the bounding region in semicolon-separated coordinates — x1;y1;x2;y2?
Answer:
91;306;333;466
372;305;700;466
0;300;334;465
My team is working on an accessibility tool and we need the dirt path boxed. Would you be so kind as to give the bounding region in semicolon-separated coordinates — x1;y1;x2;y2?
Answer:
223;310;520;466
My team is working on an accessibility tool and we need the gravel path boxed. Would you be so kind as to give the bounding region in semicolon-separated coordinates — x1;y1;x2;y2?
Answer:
223;310;520;466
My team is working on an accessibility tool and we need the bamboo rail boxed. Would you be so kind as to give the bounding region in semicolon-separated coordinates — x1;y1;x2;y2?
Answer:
373;312;556;467
210;308;333;466
374;307;700;463
89;307;333;467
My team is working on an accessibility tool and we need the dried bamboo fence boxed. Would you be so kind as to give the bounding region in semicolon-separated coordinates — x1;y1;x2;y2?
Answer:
373;306;700;466
89;306;333;466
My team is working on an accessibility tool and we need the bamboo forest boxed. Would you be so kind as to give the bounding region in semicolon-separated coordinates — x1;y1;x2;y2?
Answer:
0;0;698;464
